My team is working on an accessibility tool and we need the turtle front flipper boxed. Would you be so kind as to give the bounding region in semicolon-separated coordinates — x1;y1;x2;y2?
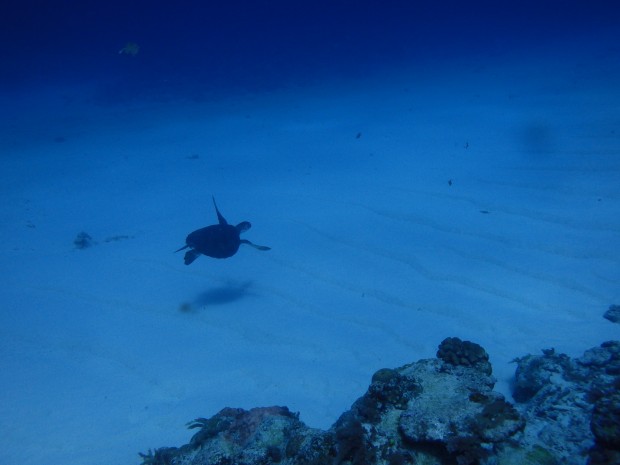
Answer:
240;239;271;251
184;249;202;265
212;196;228;225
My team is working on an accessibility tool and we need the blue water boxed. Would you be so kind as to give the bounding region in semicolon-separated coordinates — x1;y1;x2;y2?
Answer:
2;1;617;100
1;2;619;465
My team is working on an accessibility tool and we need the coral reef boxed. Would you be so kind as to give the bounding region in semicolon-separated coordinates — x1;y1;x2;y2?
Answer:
436;336;492;376
510;340;620;464
139;338;620;465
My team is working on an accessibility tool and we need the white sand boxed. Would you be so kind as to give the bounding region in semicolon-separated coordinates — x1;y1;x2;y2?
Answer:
1;43;619;464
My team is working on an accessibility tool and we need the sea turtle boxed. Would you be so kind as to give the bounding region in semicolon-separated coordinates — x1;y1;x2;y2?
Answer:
175;197;270;265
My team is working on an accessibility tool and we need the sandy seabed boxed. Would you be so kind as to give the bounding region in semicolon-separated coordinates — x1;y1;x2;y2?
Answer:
1;44;619;465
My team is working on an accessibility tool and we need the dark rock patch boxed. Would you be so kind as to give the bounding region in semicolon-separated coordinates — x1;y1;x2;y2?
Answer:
604;304;620;324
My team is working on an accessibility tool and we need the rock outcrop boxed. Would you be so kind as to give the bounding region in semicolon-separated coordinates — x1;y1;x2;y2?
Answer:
139;338;620;465
604;304;620;324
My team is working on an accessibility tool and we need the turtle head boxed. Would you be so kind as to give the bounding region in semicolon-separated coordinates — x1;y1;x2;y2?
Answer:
236;221;251;233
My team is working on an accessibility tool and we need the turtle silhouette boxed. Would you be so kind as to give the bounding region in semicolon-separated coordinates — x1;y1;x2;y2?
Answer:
175;197;270;265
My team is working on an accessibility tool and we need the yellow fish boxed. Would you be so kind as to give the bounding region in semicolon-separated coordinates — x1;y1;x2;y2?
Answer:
119;42;140;56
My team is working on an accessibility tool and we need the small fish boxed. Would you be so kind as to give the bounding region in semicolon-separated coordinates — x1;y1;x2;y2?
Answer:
119;42;140;56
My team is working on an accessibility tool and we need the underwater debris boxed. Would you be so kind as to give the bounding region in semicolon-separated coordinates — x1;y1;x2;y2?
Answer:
103;234;133;243
178;302;193;313
74;232;133;249
73;231;93;249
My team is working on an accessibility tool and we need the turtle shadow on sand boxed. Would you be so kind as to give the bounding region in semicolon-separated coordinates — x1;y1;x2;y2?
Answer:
193;280;254;307
176;196;271;265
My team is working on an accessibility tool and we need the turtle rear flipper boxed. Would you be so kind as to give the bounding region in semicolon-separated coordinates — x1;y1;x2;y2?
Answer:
184;249;201;265
240;239;271;251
